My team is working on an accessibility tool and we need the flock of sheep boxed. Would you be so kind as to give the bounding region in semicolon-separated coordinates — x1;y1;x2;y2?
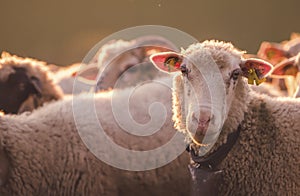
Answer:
0;34;299;195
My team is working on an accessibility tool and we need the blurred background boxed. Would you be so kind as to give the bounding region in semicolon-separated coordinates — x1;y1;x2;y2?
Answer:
1;0;300;66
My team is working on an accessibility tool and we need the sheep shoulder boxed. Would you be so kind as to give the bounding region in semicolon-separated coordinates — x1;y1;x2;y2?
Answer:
219;93;300;195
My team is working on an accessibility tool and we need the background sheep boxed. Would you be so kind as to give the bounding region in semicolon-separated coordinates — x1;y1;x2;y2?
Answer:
0;79;191;195
50;62;98;94
0;52;63;114
271;53;300;97
257;34;300;97
94;35;178;91
47;35;178;94
150;40;300;195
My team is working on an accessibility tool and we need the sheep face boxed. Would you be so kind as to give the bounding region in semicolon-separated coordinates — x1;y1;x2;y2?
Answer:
97;47;144;90
0;66;41;114
95;36;178;91
151;41;272;148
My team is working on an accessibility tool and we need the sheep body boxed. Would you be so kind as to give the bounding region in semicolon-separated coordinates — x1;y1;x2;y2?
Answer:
250;82;287;97
0;78;191;196
218;89;300;195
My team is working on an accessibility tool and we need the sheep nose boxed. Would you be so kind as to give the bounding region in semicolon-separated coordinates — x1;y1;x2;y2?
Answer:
192;109;213;135
198;117;211;128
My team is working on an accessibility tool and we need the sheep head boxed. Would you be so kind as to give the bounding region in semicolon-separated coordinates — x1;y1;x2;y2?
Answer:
0;66;42;114
0;52;63;114
150;40;272;152
96;36;178;91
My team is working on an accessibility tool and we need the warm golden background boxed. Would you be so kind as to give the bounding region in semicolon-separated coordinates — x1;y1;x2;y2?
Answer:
1;0;300;66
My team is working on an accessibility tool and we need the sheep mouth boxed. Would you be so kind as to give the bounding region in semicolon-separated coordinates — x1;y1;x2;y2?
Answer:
187;127;219;149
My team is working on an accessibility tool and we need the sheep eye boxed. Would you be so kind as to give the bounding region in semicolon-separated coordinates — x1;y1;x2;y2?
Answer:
231;69;241;80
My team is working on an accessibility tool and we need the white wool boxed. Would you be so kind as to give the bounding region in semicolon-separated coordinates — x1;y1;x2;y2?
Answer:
0;77;192;195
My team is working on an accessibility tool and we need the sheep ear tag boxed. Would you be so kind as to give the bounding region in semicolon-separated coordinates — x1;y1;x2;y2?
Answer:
271;56;299;78
241;58;273;85
150;52;183;73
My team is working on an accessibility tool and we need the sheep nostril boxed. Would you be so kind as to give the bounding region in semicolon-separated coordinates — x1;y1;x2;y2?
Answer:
198;118;210;127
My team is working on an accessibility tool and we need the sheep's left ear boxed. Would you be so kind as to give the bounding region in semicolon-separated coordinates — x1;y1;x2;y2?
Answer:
150;52;183;73
240;58;273;85
271;56;299;78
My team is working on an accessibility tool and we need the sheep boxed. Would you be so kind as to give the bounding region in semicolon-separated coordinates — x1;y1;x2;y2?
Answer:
257;34;300;97
0;78;192;195
95;35;178;91
249;82;287;97
45;35;178;95
0;52;63;114
150;40;300;195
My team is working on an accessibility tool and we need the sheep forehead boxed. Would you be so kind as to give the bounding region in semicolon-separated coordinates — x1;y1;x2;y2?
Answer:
182;41;243;71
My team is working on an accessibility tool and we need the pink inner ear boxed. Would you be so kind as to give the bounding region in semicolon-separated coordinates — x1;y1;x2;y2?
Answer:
272;57;299;77
150;52;182;73
243;58;273;78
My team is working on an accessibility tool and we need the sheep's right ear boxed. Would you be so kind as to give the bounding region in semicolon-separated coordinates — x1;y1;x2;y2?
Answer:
150;52;183;73
0;144;10;186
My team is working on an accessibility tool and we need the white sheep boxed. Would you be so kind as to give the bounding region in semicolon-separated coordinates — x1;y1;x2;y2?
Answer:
271;52;300;97
48;35;178;94
0;78;192;195
150;40;300;195
257;34;300;97
0;52;63;114
95;35;178;91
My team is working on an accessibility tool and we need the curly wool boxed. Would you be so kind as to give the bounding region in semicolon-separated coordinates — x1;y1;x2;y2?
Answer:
0;81;191;196
219;88;300;195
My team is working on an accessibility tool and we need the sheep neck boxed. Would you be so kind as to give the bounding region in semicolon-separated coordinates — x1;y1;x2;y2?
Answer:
188;124;242;170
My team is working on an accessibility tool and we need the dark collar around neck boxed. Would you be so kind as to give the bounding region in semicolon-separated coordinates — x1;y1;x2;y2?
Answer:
187;124;242;170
